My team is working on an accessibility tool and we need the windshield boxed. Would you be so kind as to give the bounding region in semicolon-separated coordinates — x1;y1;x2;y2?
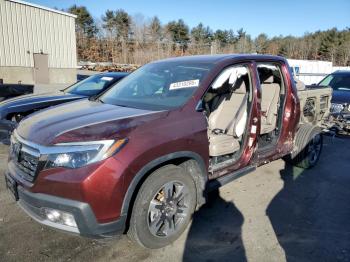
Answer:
319;74;350;91
66;75;118;96
100;61;214;110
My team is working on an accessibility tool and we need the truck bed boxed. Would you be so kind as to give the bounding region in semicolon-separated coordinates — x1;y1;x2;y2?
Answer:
297;86;332;126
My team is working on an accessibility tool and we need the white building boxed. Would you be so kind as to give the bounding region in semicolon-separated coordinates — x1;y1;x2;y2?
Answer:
0;0;77;84
288;59;350;85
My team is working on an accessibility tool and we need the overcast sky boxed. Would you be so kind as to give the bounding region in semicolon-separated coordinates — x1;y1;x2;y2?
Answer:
27;0;350;37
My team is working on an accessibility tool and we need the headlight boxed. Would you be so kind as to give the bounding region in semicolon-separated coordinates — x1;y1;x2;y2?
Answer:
45;138;128;169
330;103;344;114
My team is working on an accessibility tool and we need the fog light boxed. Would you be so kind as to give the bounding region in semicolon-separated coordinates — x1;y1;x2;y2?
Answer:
42;208;77;228
46;209;61;222
61;212;77;227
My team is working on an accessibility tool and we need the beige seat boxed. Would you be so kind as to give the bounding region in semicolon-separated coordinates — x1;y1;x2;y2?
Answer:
208;77;248;157
260;76;280;134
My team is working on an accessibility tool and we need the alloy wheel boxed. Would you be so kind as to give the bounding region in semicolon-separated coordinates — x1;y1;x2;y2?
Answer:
147;181;190;237
308;134;322;165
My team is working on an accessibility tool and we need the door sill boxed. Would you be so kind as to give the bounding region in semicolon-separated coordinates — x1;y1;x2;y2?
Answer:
208;165;256;191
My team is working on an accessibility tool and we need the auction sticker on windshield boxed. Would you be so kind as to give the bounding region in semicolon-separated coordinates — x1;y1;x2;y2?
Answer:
169;79;200;90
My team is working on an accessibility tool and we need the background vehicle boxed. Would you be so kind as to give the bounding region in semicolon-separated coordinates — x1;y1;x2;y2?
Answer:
0;72;128;144
0;83;33;102
317;70;350;135
76;74;91;82
4;55;331;249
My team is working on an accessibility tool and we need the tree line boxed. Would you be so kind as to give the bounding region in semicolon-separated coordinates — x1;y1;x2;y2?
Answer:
67;5;350;66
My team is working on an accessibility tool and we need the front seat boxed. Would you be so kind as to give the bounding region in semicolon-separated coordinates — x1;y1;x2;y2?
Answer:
208;77;248;157
260;76;281;134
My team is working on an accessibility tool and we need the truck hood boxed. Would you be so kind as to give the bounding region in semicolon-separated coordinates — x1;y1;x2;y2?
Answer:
17;99;166;145
332;90;350;104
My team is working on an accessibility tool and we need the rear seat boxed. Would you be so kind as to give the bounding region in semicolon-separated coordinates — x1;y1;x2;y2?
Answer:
260;76;280;134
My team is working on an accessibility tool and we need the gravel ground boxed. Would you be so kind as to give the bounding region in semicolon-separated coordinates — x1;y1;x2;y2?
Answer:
0;136;349;262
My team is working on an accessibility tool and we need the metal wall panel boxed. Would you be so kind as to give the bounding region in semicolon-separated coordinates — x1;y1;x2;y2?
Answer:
0;0;76;68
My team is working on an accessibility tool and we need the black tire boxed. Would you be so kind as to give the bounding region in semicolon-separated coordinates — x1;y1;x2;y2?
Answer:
285;125;323;169
0;120;17;145
128;164;196;249
11;114;22;123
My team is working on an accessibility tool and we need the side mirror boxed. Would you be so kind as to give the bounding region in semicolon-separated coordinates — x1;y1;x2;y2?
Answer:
195;100;204;112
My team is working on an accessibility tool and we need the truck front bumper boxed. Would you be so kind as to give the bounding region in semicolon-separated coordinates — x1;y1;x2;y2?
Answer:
5;172;126;238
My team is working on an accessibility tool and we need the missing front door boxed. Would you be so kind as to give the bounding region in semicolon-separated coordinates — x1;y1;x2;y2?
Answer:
33;53;49;84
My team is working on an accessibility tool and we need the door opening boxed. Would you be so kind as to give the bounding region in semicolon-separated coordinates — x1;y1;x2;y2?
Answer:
256;63;286;150
203;64;253;171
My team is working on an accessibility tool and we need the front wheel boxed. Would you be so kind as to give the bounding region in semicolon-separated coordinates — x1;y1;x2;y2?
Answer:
11;113;24;123
0;119;17;145
128;165;196;249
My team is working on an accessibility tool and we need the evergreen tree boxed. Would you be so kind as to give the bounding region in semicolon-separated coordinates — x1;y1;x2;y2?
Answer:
319;28;340;63
165;19;190;44
68;5;97;38
102;9;131;40
191;23;212;43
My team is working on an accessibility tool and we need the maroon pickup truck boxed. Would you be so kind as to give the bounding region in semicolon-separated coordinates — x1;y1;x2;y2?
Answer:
4;55;331;248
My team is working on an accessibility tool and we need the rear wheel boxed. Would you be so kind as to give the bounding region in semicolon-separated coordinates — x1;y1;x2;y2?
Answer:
285;125;323;169
128;165;196;249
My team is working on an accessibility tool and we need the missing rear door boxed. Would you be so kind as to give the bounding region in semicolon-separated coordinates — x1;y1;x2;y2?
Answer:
256;63;286;149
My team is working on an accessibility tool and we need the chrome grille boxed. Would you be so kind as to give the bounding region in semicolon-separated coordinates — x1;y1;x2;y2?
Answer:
10;136;40;183
330;103;344;114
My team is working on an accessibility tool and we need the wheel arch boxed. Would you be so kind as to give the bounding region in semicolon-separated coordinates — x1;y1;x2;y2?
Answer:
121;151;208;232
292;123;322;158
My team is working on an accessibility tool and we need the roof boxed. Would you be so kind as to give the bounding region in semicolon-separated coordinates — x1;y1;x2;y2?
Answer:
154;54;287;64
7;0;77;18
97;72;129;77
333;70;350;75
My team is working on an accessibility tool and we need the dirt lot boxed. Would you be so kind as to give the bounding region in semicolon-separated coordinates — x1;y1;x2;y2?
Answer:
0;136;349;262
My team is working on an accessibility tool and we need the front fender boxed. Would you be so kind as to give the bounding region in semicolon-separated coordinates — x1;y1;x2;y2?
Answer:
120;151;207;218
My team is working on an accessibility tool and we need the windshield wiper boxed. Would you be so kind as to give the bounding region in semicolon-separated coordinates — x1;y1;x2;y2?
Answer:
90;96;104;103
88;95;101;102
